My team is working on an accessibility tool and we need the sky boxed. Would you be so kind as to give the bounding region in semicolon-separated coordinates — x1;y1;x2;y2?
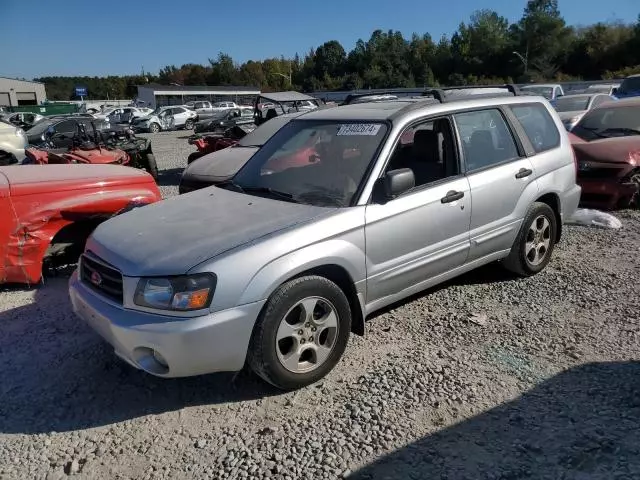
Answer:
1;0;638;79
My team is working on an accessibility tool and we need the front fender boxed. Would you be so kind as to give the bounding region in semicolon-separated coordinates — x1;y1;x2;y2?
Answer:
237;237;367;306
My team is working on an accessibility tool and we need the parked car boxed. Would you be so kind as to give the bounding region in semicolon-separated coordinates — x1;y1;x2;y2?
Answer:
551;93;615;130
0;119;28;165
583;84;620;96
570;97;640;209
131;106;197;133
520;83;565;100
0;111;45;129
25;116;110;148
193;108;255;134
98;107;153;124
186;101;239;116
613;74;640;100
69;86;580;390
254;91;323;125
180;112;307;193
1;164;161;285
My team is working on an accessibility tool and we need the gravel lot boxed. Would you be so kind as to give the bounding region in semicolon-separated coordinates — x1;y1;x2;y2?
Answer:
1;130;639;480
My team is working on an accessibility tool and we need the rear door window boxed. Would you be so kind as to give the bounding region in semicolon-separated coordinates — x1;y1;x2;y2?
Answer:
454;109;520;171
510;104;560;153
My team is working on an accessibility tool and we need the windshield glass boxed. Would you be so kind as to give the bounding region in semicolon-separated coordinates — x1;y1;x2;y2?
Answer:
554;96;590;112
236;115;297;147
150;107;167;115
572;105;640;141
618;77;640;94
232;120;388;207
521;86;554;99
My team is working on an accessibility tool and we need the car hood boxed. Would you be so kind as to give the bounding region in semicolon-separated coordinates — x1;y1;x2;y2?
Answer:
86;186;331;276
571;135;640;165
133;115;157;122
182;146;258;182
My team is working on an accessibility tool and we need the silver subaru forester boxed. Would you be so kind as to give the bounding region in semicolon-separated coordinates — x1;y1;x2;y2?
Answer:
69;86;581;390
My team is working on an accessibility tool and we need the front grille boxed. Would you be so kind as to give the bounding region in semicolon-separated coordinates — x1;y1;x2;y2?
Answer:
80;253;124;304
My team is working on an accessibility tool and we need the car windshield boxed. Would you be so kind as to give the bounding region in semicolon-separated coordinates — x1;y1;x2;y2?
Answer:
572;105;640;141
236;115;296;147
618;77;640;94
521;86;554;99
554;96;591;112
230;120;388;207
150;107;167;115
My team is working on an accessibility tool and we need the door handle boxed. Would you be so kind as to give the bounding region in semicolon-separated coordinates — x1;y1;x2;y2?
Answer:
515;168;533;179
441;190;464;204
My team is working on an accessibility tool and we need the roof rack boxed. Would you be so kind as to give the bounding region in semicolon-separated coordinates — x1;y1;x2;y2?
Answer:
422;84;521;103
342;90;428;105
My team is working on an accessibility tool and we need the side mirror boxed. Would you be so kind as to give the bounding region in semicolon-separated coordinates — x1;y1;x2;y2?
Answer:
382;168;415;199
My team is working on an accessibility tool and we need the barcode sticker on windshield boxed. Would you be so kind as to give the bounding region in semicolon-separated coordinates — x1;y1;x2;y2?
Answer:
337;124;382;136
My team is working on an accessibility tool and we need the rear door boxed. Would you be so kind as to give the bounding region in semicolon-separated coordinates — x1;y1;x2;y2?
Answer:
454;108;539;262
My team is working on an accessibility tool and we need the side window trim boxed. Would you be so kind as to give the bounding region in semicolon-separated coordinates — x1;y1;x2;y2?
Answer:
451;107;524;174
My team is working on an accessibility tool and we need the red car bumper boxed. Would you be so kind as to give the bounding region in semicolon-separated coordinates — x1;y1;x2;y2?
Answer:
577;178;637;210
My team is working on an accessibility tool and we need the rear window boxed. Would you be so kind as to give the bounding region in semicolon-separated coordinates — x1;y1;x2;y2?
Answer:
510;104;560;153
618;77;640;94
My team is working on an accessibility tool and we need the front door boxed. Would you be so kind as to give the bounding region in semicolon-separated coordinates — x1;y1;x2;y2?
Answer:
365;116;471;305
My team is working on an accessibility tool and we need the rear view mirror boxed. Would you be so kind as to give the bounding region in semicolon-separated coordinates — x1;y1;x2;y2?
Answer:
383;168;415;199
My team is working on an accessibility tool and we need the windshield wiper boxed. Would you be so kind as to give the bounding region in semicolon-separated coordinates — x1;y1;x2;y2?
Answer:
598;127;640;136
240;186;299;203
216;179;245;192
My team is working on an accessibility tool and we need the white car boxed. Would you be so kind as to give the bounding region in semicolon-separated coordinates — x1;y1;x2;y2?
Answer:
130;106;198;133
97;107;154;124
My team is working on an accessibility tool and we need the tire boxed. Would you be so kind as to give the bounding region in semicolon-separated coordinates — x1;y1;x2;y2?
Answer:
149;122;160;133
187;151;204;164
503;202;557;277
248;275;351;390
142;153;159;180
184;119;195;130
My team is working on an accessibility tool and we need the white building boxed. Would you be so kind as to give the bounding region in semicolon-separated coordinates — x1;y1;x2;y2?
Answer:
136;84;260;109
0;77;47;107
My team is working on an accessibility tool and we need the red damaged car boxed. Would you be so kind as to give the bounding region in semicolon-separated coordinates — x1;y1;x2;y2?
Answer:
569;98;640;209
0;164;162;285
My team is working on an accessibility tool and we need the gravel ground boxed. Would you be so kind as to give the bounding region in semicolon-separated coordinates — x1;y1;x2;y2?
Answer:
1;130;639;480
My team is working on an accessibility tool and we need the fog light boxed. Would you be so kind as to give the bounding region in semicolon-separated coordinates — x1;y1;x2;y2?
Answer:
153;350;169;368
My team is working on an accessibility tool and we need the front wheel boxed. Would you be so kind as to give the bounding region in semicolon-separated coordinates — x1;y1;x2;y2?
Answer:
248;276;352;390
503;202;557;276
187;151;204;164
142;153;159;180
149;122;160;133
184;119;194;130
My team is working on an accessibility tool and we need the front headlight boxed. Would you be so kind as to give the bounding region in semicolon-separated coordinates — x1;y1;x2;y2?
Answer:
134;273;216;311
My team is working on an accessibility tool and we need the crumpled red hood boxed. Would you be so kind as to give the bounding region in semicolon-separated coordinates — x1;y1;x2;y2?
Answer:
570;135;640;165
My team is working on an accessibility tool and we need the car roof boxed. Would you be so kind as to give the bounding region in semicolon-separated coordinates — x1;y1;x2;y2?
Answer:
556;93;596;99
298;92;542;122
593;97;640;108
259;91;316;103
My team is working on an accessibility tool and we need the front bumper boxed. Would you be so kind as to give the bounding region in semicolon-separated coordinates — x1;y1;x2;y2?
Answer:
69;270;265;378
577;178;637;210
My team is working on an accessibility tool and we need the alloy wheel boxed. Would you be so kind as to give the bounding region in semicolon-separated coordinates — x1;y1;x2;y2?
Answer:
275;296;339;374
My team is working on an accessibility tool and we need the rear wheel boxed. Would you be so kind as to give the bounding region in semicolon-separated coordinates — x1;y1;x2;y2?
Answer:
503;202;557;276
185;119;195;130
149;122;160;133
248;276;351;390
629;171;640;208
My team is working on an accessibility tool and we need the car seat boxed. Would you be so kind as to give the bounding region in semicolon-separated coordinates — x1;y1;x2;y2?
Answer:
466;130;495;170
410;130;445;185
